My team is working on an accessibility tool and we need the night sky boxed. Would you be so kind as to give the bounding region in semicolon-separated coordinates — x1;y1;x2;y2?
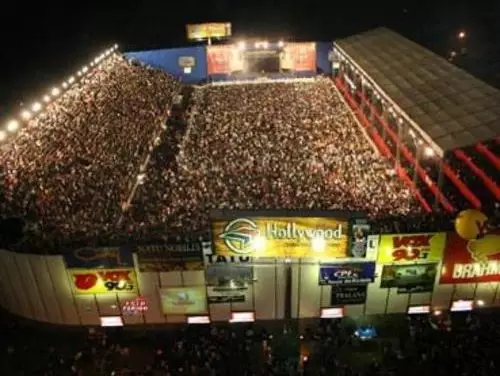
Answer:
1;0;499;115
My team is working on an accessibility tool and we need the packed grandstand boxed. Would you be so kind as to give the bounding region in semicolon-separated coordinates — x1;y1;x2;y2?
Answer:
3;29;498;252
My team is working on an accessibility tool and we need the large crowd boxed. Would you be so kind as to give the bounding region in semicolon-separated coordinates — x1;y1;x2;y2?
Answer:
126;78;421;238
2;309;500;376
0;55;180;251
2;55;495;250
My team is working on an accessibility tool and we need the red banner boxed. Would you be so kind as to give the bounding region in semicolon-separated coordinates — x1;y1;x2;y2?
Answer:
440;231;500;284
207;45;232;74
284;43;316;72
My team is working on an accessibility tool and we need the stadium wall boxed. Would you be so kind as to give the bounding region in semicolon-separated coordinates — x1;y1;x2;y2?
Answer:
1;241;499;326
124;47;207;84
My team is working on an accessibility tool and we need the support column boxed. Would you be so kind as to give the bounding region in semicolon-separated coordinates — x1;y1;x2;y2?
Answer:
435;160;444;210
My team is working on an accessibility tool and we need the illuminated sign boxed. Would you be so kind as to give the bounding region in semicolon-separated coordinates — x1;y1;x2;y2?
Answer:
186;23;232;40
212;216;349;258
100;316;123;327
377;233;446;264
407;305;431;314
320;308;344;319
68;268;137;295
230;312;255;323
122;296;148;315
187;316;211;324
450;300;474;312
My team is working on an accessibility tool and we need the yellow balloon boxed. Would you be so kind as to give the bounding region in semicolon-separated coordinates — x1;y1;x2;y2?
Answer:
455;209;488;240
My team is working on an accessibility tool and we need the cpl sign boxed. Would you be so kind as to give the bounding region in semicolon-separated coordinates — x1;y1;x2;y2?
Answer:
69;269;137;295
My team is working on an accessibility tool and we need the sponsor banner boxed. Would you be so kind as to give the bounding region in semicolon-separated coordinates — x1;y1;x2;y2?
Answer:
161;287;207;315
440;231;500;284
319;262;376;285
136;242;204;272
64;246;134;269
211;216;349;258
186;23;232;40
205;254;253;286
380;263;437;293
281;43;316;72
207;286;247;304
365;235;379;260
207;45;232;74
68;268;137;295
347;221;371;258
331;284;367;305
377;233;446;264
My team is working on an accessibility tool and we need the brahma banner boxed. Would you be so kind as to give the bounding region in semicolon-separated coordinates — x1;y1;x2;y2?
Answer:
377;233;446;264
211;216;349;258
282;43;316;72
68;268;138;295
207;45;232;74
440;231;500;284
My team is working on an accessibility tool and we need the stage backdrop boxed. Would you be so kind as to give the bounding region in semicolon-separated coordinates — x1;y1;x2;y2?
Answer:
124;46;207;84
281;43;316;72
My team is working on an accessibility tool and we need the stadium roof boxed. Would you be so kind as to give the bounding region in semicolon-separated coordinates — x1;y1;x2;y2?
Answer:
335;27;500;154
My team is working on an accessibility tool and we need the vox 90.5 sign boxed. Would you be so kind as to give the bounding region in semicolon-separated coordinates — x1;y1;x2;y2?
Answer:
68;268;138;295
377;233;446;264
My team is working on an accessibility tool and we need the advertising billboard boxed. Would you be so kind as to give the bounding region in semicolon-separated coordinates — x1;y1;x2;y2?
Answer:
64;246;134;269
161;287;208;315
440;231;500;284
380;263;437;293
136;242;204;272
281;43;316;72
331;285;368;305
68;268;138;295
204;253;253;286
347;222;371;258
186;23;232;40
207;286;248;304
319;262;376;285
207;45;232;75
377;233;446;264
211;216;349;258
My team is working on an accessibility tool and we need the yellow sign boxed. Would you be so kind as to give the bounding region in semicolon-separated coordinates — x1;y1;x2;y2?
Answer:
211;217;349;258
68;268;138;295
161;287;207;314
377;233;446;264
186;23;232;40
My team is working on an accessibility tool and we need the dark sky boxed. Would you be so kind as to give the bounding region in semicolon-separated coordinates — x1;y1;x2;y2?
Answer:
1;0;499;114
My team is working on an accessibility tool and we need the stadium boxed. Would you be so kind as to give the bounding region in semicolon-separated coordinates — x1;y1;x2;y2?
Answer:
0;22;499;374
